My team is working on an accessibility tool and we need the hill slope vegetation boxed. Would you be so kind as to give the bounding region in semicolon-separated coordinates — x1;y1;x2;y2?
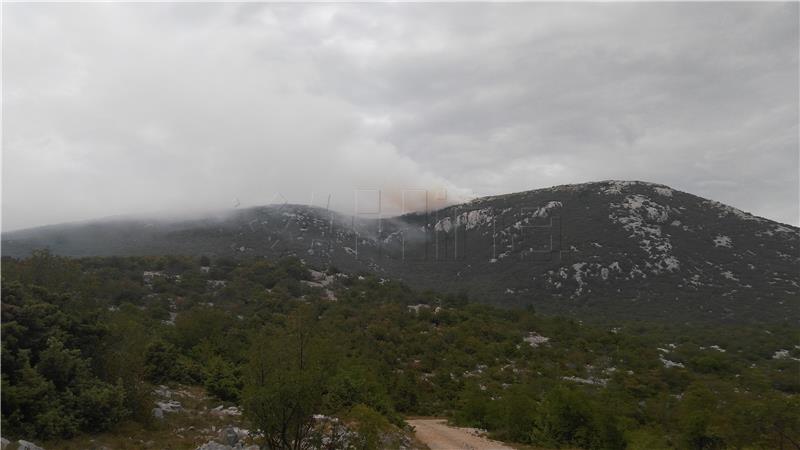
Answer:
4;181;798;323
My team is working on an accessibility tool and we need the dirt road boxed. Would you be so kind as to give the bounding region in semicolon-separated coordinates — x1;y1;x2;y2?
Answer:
407;418;516;450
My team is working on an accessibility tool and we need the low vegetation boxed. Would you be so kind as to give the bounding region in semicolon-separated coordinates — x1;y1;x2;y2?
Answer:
2;251;798;449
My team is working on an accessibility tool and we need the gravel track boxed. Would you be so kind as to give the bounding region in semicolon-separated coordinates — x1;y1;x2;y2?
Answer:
407;419;516;450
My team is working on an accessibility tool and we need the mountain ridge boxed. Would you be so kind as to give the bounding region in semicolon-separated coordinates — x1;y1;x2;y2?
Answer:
3;180;798;323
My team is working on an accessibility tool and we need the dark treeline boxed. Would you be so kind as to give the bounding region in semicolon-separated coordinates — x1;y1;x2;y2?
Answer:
1;250;798;449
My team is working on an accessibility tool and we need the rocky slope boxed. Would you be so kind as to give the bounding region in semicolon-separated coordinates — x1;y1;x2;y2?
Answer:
4;181;798;322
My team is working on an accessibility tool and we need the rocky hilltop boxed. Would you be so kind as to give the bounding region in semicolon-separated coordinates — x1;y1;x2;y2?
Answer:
4;181;798;322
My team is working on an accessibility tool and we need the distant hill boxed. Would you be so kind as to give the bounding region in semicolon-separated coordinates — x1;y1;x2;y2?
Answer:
4;180;798;323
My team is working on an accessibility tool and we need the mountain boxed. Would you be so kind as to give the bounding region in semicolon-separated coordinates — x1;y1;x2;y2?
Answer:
3;180;798;323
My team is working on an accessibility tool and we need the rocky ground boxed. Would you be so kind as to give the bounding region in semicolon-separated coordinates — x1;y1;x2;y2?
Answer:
2;385;254;450
1;385;425;450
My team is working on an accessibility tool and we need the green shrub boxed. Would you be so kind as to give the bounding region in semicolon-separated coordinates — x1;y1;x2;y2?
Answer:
533;386;626;450
346;404;392;450
205;356;241;402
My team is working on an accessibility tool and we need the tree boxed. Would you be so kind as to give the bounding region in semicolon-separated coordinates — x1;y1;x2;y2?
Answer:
242;306;330;450
533;386;626;450
324;362;395;421
677;382;726;450
205;355;241;402
143;340;196;384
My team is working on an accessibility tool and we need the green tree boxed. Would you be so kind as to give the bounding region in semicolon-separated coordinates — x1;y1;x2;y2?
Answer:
677;382;726;450
143;340;192;384
205;355;241;402
533;386;626;450
242;306;330;450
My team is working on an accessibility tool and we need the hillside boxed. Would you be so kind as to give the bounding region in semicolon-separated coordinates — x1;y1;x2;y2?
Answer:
1;254;798;449
3;180;798;322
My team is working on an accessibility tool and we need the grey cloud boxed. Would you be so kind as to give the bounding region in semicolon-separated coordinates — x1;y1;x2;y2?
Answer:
2;3;798;230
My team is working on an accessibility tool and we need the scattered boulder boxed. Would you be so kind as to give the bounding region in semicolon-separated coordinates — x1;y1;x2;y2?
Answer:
233;428;250;441
193;425;253;450
17;441;45;450
523;332;550;348
153;385;172;398
196;443;230;450
0;437;8;450
219;427;238;446
210;405;242;416
155;400;182;413
151;388;181;420
195;441;258;450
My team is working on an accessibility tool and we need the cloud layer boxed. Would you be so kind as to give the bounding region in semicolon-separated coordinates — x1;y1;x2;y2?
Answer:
3;3;798;230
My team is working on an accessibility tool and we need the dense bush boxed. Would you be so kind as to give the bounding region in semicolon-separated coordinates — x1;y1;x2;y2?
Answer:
1;282;127;439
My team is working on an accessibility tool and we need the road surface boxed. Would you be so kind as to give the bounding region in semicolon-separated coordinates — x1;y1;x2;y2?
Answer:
407;418;516;450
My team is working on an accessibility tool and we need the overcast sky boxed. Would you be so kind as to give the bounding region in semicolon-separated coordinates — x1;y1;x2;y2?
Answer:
3;2;798;231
